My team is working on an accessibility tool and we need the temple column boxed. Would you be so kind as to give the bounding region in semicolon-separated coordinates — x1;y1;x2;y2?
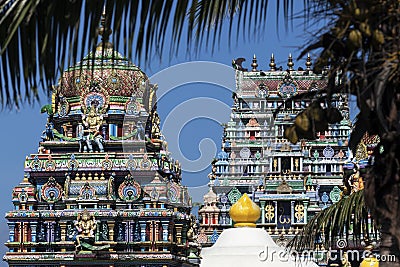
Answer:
59;221;66;242
260;201;265;224
300;158;303;172
175;223;183;244
181;222;187;244
161;221;169;242
290;201;295;225
155;221;161;242
22;222;29;247
30;222;37;243
47;222;52;243
150;221;155;242
140;222;147;242
269;159;273;173
124;221;129;242
278;158;281;173
221;211;226;225
8;222;15;243
139;221;147;252
129;220;135;242
304;201;308;224
108;220;115;242
290;157;294;172
95;222;100;241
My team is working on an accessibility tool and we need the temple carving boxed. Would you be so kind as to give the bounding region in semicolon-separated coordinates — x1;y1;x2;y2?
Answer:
198;54;352;250
4;23;200;267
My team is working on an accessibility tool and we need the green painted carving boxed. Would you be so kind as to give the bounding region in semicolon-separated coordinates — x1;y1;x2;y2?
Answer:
40;104;53;115
67;96;81;103
52;128;78;141
305;175;313;186
81;241;110;251
330;186;342;203
223;177;229;186
227;187;242;204
109;129;138;140
109;96;129;103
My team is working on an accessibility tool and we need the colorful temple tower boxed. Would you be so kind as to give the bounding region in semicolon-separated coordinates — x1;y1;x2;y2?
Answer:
4;23;200;267
198;54;352;247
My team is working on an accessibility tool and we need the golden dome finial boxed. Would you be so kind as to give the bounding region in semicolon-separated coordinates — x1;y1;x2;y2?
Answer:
287;53;294;70
269;53;276;71
305;53;312;70
229;193;261;227
251;54;258;72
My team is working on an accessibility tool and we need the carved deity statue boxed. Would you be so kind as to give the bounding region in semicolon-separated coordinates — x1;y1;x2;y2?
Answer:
83;106;103;136
75;209;97;249
79;103;104;152
186;215;199;242
186;214;201;259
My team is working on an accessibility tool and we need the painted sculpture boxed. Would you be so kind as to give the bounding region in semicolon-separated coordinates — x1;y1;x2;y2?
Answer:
75;209;97;249
79;103;105;152
199;55;352;266
4;16;197;266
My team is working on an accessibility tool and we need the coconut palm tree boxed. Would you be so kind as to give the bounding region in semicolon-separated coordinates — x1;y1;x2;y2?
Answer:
287;2;400;266
1;0;399;265
0;0;269;109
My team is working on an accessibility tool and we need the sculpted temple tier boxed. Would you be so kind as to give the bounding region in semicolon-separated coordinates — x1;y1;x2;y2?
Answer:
4;37;200;266
197;54;354;259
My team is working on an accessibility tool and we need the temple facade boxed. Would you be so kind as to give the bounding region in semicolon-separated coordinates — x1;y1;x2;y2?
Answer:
197;54;352;248
4;33;200;266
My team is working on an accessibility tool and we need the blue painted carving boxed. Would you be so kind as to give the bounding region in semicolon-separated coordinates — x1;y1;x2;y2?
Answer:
321;192;329;209
210;230;219;244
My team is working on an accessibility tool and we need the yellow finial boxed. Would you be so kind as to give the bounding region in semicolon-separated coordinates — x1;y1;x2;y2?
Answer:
359;257;379;267
229;193;261;227
359;244;379;267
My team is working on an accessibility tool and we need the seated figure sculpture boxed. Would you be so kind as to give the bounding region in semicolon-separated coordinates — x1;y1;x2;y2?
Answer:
75;209;97;249
79;102;104;152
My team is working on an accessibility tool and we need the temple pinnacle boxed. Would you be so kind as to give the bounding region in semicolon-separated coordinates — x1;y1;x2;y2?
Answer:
251;54;258;72
269;53;276;71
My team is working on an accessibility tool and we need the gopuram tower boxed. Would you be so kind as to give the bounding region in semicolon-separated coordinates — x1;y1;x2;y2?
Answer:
197;54;352;247
4;16;199;267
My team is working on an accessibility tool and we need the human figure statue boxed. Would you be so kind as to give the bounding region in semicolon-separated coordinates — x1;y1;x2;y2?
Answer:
75;209;97;249
135;120;145;140
41;121;54;141
81;103;104;152
76;122;90;152
186;215;201;259
186;215;199;242
350;169;364;194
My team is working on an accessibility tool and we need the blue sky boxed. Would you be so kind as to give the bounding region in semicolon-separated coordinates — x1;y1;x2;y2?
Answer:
0;1;329;263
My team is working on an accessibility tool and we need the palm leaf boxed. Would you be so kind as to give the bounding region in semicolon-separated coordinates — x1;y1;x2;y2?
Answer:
0;0;308;109
288;190;376;251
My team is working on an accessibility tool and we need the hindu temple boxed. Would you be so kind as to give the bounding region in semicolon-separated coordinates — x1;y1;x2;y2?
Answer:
197;54;353;248
4;18;200;267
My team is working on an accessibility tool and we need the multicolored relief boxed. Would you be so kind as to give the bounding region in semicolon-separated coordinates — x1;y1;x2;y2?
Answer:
199;54;353;250
5;30;198;266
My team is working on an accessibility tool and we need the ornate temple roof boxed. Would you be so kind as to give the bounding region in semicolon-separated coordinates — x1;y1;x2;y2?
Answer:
233;54;329;99
58;43;148;98
5;12;198;267
11;175;36;205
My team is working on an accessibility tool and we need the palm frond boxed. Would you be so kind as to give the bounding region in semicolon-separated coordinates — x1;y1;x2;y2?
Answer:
0;0;308;109
288;190;376;251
